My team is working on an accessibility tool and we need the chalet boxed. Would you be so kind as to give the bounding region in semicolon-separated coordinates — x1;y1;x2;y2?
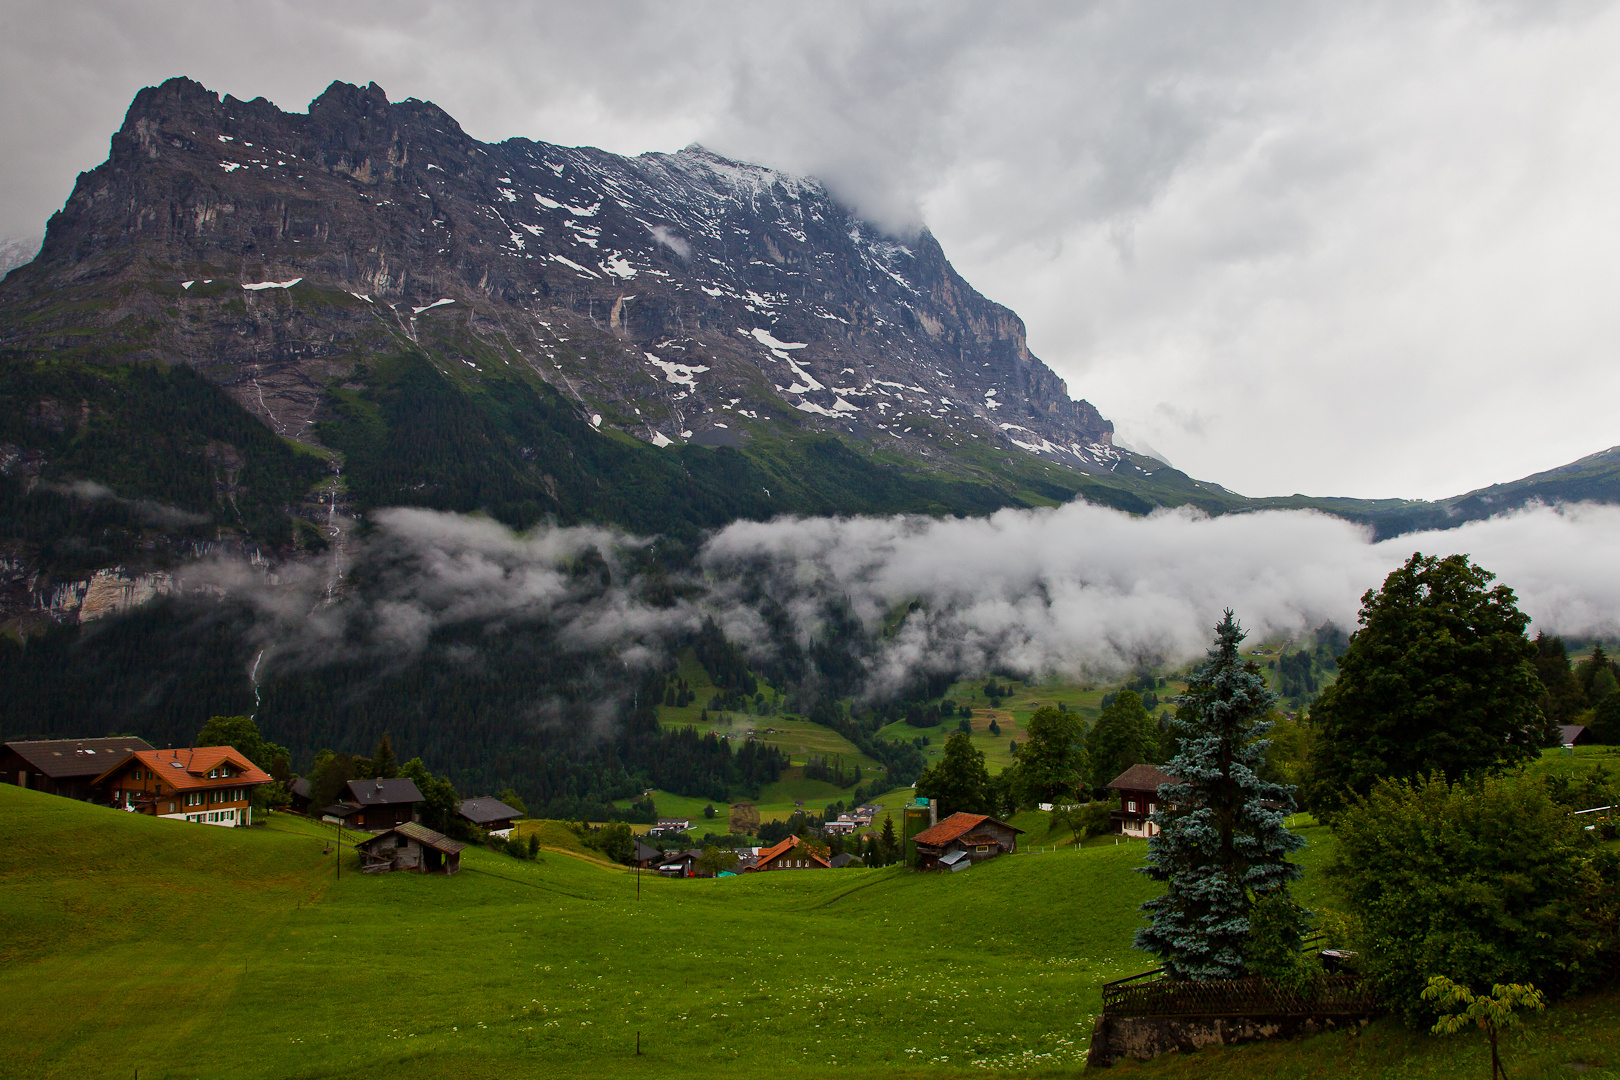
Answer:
288;777;313;815
338;778;422;832
1107;763;1178;838
830;852;864;868
1;737;153;802
648;818;691;837
911;812;1023;871
1560;724;1592;748
94;746;271;827
853;804;882;826
357;822;465;874
632;840;663;869
745;835;830;872
458;796;522;836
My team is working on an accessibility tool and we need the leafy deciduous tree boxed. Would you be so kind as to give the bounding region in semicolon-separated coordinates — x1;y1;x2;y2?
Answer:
915;731;993;817
1086;690;1158;792
1307;553;1545;813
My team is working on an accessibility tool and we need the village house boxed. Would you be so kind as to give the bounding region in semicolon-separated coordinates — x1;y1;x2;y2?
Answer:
288;777;314;815
911;812;1024;871
323;778;423;832
458;796;522;837
745;835;830;872
1;737;154;802
853;804;882;826
1107;763;1178;838
94;746;271;827
823;814;859;836
1560;724;1592;748
356;821;465;874
632;840;663;869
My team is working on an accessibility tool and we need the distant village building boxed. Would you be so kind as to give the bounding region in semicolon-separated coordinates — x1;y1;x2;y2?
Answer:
458;796;522;836
357;822;465;874
288;777;314;815
830;852;864;868
94;747;271;826
823;814;859;836
1107;763;1178;838
632;841;663;869
746;835;830;872
1;737;153;802
657;849;701;877
648;818;691;837
323;778;423;832
911;812;1023;871
1560;724;1591;748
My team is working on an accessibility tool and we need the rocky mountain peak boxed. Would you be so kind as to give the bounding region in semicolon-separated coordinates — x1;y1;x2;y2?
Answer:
4;76;1124;475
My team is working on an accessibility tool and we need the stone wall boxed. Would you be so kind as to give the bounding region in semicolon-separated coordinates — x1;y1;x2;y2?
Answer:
1086;1013;1372;1068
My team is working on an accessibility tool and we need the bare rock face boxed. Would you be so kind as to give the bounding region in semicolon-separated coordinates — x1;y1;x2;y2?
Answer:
0;77;1121;472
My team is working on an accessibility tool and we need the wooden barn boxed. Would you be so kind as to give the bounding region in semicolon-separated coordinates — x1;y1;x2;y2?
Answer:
357;822;465;874
1;738;153;802
910;812;1023;871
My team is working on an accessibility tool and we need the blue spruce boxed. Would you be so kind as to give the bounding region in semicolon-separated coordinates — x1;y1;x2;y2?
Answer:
1135;610;1307;979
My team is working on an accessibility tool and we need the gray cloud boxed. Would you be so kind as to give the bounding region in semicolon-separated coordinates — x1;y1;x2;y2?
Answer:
3;2;1618;498
180;501;1620;701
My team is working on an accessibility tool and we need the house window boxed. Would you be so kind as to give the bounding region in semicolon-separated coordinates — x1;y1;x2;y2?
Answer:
976;845;990;852
1148;803;1156;814
1127;800;1137;813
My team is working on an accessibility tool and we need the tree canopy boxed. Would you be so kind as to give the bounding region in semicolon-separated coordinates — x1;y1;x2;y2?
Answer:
1136;611;1306;980
1086;690;1158;792
1008;705;1084;809
915;731;992;817
194;715;289;779
1328;772;1615;1022
1306;553;1545;813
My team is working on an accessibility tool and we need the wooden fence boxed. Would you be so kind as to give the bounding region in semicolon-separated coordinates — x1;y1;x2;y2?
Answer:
1100;970;1378;1019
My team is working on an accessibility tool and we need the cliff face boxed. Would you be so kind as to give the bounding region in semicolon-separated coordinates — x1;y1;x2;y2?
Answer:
1;77;1117;469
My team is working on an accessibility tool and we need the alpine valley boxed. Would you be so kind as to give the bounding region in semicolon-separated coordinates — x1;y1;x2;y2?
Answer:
2;78;1617;807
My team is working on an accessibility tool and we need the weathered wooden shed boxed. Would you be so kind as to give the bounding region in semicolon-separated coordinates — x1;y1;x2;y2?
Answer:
357;821;465;875
910;812;1023;870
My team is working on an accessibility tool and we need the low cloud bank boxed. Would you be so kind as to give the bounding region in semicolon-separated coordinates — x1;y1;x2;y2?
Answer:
182;500;1620;697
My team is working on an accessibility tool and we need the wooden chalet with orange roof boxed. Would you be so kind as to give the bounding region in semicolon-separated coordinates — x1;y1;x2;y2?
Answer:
94;747;272;827
744;834;830;872
911;812;1023;871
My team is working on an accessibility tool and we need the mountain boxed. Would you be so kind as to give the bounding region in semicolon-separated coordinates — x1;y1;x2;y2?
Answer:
0;236;40;276
2;77;1618;601
2;77;1223;556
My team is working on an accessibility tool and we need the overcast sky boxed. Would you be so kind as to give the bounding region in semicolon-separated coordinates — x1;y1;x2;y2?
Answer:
3;1;1617;500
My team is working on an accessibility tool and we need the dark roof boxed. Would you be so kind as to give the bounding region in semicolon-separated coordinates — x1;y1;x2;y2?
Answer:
290;777;312;799
344;777;424;806
4;737;154;778
830;852;863;868
1560;724;1589;745
365;821;466;854
1106;763;1178;792
459;796;522;824
912;812;1024;848
322;802;361;818
633;841;662;862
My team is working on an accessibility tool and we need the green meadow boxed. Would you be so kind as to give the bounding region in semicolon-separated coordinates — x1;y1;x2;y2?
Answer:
8;775;1620;1078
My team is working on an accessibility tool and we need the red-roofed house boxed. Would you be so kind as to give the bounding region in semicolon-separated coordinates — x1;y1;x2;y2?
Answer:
94;747;272;827
911;812;1023;871
745;834;830;872
1106;763;1178;837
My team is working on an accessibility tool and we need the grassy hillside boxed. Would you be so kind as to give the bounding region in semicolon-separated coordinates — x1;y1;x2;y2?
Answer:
9;785;1620;1077
0;782;1157;1079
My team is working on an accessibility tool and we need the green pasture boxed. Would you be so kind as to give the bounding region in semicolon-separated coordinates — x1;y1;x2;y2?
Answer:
10;784;1620;1077
0;782;1157;1079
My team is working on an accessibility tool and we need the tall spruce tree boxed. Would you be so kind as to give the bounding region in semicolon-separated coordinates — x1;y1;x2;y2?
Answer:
1135;611;1307;980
